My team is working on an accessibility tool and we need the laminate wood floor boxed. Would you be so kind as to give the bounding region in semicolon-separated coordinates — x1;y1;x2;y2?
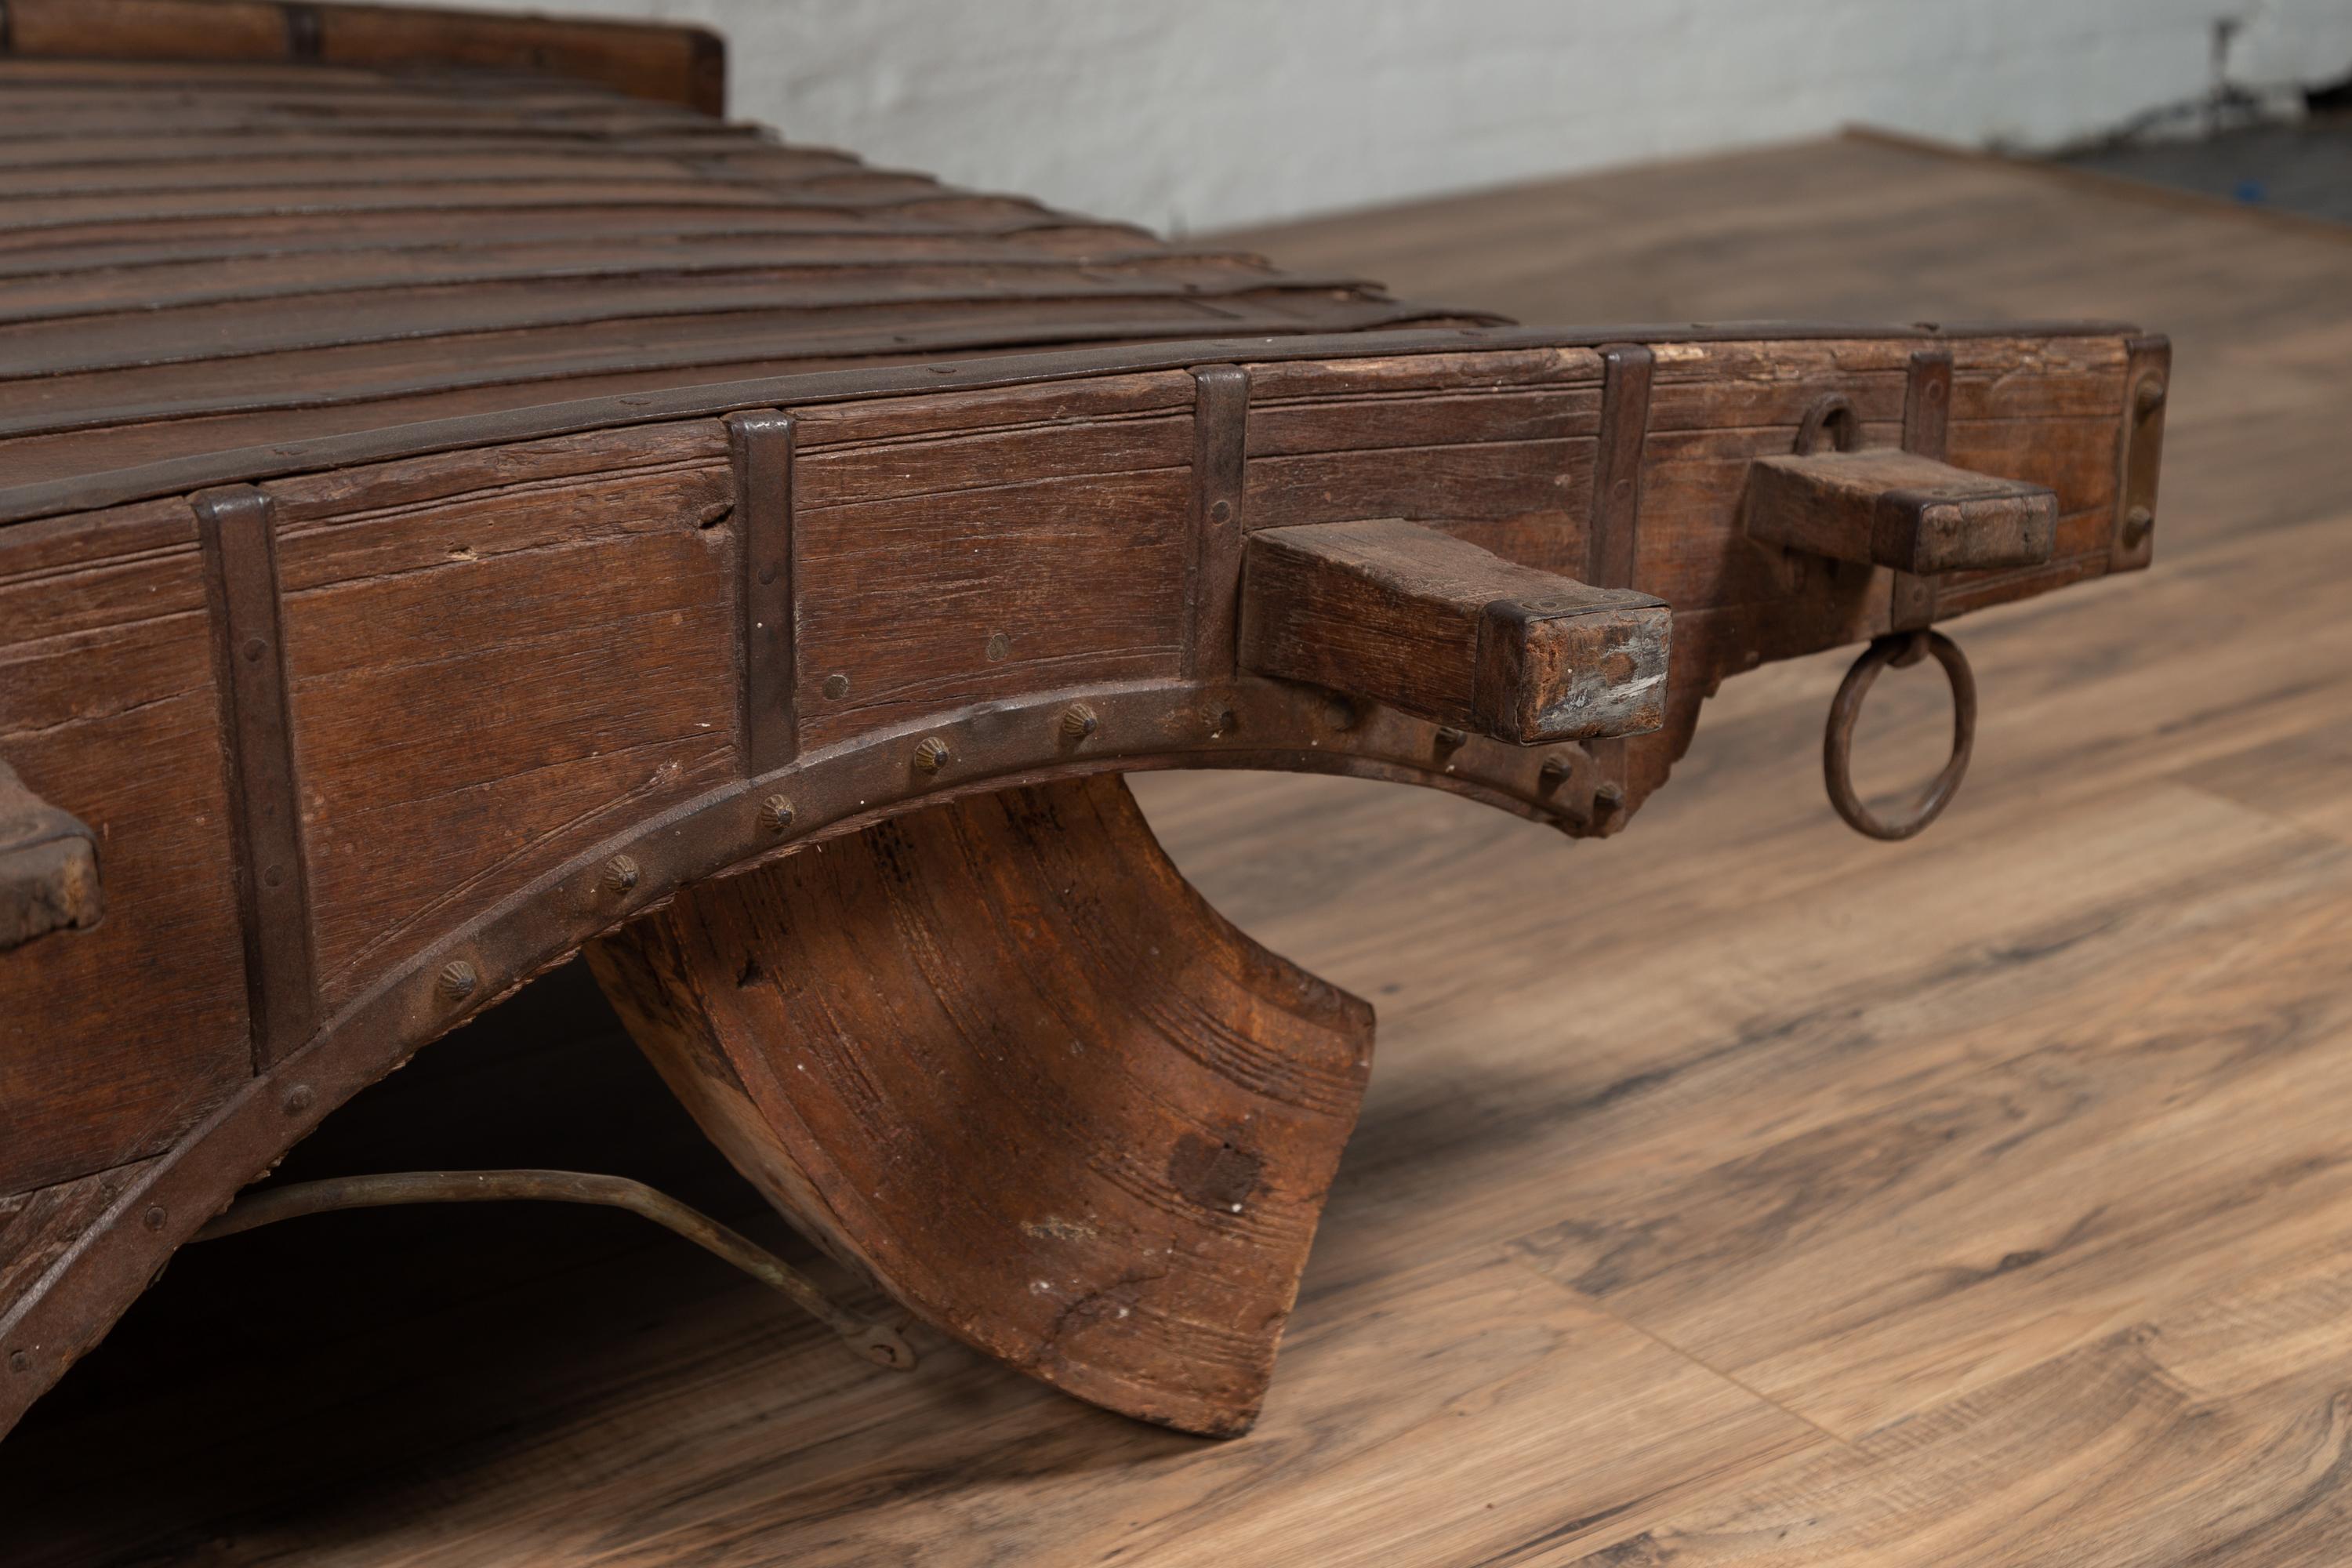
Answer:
5;131;2349;1566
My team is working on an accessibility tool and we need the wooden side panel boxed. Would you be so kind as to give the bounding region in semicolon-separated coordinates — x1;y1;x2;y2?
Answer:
1240;349;1605;575
1640;340;1910;610
1;1;727;116
0;505;250;1195
791;400;1196;750
1639;337;2129;613
266;423;739;1010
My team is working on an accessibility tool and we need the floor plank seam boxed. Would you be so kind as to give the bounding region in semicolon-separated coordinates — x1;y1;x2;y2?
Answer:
1496;1247;1857;1452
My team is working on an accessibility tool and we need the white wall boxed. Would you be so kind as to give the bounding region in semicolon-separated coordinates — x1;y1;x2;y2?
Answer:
419;0;2352;234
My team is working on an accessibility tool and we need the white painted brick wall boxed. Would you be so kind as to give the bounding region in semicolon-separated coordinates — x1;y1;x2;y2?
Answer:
402;0;2352;232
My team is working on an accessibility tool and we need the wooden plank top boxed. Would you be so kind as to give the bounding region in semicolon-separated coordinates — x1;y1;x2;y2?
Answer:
0;52;1486;520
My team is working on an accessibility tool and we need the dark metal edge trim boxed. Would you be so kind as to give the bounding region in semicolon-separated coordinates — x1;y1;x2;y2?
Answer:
1182;364;1248;680
193;484;317;1069
1581;342;1654;824
2109;333;2170;572
725;410;797;776
1891;347;1954;630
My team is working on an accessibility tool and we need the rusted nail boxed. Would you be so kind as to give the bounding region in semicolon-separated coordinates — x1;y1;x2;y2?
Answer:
1433;726;1468;752
7;1350;28;1374
283;1083;317;1117
143;1204;168;1232
601;855;641;898
985;632;1011;662
822;673;850;700
437;959;480;1004
1537;756;1570;793
1059;703;1098;742
2135;377;2168;417
913;736;951;775
1209;499;1233;525
1592;781;1626;825
1323;696;1357;731
2122;505;2154;546
759;794;797;834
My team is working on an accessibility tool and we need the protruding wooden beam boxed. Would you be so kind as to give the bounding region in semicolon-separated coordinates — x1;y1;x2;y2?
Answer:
0;760;100;953
1746;449;2057;575
1240;517;1669;745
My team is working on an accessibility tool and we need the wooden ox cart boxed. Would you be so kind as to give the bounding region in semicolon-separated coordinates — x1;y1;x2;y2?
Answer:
0;0;2165;1442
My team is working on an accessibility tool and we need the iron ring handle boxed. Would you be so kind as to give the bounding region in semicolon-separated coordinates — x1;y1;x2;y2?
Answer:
1823;630;1976;841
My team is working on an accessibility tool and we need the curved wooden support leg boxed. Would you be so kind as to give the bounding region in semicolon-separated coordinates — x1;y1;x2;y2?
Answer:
584;773;1373;1436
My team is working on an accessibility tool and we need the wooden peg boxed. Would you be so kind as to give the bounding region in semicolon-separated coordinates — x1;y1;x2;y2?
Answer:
1239;517;1669;745
0;761;100;953
1745;449;2057;574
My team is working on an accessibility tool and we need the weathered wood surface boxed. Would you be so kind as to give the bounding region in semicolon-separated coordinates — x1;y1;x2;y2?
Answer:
0;759;101;951
0;0;726;115
1239;517;1670;743
587;775;1373;1436
0;129;2322;1564
1745;448;2056;573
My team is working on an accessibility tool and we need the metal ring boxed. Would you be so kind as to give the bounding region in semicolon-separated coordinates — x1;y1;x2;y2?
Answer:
1823;630;1976;840
1795;393;1861;456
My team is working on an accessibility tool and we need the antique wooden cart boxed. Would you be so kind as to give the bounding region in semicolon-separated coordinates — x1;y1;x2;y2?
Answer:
0;1;2165;1442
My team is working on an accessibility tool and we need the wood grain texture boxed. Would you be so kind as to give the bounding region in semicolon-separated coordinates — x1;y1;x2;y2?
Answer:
1744;448;2057;573
0;53;1471;517
0;506;250;1196
586;774;1373;1436
269;424;739;1010
1239;517;1668;743
0;130;2328;1564
0;758;101;951
1;1;728;116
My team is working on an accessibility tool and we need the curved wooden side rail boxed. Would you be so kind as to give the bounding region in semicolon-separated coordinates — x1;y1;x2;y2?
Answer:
0;677;1596;1440
590;775;1373;1436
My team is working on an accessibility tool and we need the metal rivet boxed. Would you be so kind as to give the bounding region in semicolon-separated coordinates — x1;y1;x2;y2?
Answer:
760;794;797;834
2135;378;2167;417
242;637;267;662
437;960;479;1003
1538;757;1571;792
913;736;950;775
1592;782;1626;823
1433;726;1468;752
985;632;1011;662
143;1204;168;1232
1059;703;1098;742
822;673;850;699
1209;499;1233;525
1323;696;1356;731
601;855;640;898
283;1083;317;1117
2122;505;2154;546
7;1350;28;1374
